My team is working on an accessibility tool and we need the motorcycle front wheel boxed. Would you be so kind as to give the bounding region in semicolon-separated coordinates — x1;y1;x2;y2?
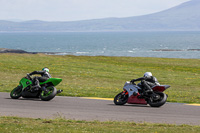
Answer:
114;92;128;105
10;86;22;99
148;92;167;107
40;86;57;101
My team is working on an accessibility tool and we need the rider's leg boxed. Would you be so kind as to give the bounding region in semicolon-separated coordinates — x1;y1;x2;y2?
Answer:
141;80;153;94
38;77;48;92
32;77;41;90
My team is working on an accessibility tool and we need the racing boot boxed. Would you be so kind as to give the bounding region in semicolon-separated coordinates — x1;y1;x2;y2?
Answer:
143;86;153;96
145;88;153;94
57;89;63;94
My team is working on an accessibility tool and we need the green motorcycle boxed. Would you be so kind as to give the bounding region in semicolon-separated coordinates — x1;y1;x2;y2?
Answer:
10;74;62;101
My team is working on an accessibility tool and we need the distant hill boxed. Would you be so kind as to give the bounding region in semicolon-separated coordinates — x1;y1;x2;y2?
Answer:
0;0;200;32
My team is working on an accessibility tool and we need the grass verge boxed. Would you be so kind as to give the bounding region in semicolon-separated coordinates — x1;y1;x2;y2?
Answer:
0;116;200;133
0;53;200;103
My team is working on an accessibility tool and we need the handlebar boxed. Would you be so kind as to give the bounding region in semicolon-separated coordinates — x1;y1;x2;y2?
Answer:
130;80;136;85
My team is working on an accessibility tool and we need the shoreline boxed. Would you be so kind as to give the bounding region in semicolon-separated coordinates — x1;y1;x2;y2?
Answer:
152;49;200;51
1;48;200;59
0;48;66;55
1;48;200;53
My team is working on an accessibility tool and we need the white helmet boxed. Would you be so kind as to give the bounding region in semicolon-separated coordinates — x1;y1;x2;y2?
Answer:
42;67;49;72
144;72;152;77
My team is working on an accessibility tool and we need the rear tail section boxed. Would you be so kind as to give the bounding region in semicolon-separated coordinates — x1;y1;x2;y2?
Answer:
40;78;62;86
152;85;170;92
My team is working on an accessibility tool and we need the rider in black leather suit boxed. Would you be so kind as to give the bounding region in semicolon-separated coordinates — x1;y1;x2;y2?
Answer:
28;67;51;91
131;72;160;94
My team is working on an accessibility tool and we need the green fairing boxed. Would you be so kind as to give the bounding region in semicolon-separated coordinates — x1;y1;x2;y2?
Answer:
40;78;62;86
20;78;32;88
19;77;62;88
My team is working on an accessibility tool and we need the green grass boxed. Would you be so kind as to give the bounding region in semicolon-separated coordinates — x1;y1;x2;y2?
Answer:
0;53;200;103
0;116;199;133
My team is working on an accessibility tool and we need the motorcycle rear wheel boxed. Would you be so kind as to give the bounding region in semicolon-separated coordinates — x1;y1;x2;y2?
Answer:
114;92;128;105
10;86;22;99
148;92;167;107
40;86;57;101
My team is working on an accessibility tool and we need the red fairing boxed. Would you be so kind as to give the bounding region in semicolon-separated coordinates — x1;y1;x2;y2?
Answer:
152;85;166;92
127;93;147;104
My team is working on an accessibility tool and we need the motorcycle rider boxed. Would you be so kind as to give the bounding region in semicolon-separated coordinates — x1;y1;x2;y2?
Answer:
131;72;160;94
28;67;51;91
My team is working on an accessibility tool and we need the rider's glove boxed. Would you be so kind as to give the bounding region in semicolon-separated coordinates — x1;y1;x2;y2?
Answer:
130;79;135;83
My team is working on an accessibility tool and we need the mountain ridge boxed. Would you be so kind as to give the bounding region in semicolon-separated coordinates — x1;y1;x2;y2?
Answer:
0;0;199;32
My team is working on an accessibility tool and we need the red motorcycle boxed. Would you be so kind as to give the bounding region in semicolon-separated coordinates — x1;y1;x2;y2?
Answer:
114;81;170;107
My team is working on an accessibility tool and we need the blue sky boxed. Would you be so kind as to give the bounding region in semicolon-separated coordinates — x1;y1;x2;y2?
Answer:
0;0;189;21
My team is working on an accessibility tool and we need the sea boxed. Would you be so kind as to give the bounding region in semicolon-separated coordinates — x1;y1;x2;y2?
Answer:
0;31;200;59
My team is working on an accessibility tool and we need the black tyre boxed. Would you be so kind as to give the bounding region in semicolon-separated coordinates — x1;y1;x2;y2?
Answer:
10;86;22;99
114;92;128;105
148;92;167;107
40;86;57;101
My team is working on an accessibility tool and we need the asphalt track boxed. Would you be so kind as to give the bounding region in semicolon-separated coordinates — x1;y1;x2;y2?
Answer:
0;92;200;125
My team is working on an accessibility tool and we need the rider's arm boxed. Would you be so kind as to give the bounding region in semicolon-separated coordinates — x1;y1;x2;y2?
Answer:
131;77;145;82
29;71;45;76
